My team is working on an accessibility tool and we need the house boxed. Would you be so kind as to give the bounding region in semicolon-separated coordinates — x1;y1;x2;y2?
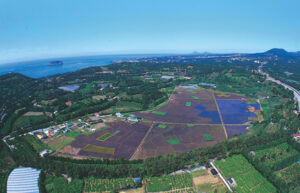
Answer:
128;117;139;122
97;83;110;90
134;178;141;183
292;133;300;142
116;112;124;118
64;128;70;133
65;123;72;127
40;149;50;157
210;169;218;175
228;178;236;187
161;75;174;80
54;129;60;134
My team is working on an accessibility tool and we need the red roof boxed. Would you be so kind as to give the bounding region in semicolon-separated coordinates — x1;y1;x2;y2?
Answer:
86;119;91;122
293;134;300;137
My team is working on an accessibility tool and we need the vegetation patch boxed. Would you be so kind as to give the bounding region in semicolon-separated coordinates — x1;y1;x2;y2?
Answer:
191;96;200;99
47;136;74;151
185;101;192;107
248;143;300;172
24;135;50;152
187;123;194;127
215;154;277;193
83;144;115;154
96;130;120;141
45;174;83;193
203;134;214;141
157;124;167;129
166;137;180;145
152;111;167;115
143;173;193;192
65;131;81;138
275;163;300;191
84;177;138;193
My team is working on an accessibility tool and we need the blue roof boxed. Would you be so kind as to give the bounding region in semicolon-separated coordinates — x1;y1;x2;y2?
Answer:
7;167;41;193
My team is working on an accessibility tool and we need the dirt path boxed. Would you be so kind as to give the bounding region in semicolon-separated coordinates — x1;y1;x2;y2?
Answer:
211;92;228;139
130;122;155;160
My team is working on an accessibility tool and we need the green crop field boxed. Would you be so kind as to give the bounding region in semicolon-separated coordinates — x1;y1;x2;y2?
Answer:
187;123;194;127
144;173;193;192
24;135;50;152
83;144;115;154
65;131;81;138
203;134;214;141
84;177;136;193
97;130;120;141
251;143;300;170
152;111;167;115
158;124;167;129
185;101;192;106
215;154;276;193
167;137;180;145
191;96;200;99
48;136;74;151
187;90;198;94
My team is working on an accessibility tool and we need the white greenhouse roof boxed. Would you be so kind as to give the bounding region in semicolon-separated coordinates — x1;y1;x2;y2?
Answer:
7;167;41;193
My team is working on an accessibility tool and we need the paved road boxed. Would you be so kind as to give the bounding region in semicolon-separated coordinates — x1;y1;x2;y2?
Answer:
259;65;300;112
210;161;233;192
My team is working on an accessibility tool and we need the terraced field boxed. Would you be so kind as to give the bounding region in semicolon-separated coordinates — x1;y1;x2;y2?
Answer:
215;154;276;193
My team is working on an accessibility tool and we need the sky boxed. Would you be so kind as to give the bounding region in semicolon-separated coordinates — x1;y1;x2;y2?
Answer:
0;0;300;64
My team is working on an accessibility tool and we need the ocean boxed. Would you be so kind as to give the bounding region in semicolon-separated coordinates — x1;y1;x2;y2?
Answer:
0;54;158;79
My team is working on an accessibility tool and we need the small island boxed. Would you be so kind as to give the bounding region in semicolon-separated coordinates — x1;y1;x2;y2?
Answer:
48;61;63;66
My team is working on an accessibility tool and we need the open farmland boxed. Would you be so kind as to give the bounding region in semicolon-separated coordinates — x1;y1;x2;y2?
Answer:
133;123;226;159
215;154;276;193
217;99;260;124
249;143;300;171
192;169;227;193
143;173;193;192
84;177;137;193
276;163;300;192
135;88;221;124
71;121;151;159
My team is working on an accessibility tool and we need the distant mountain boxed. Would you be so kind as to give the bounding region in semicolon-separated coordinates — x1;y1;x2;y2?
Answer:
248;48;300;58
264;48;289;56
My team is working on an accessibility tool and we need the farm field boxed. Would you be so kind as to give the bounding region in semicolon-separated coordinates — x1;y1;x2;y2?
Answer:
192;169;227;193
225;125;249;137
143;173;193;192
71;121;151;159
84;177;137;193
135;88;221;124
215;154;277;193
46;136;74;151
82;144;115;154
250;143;300;171
40;87;262;160
134;123;226;159
276;163;300;192
217;99;260;124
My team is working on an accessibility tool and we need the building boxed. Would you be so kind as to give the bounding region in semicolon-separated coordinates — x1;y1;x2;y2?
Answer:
292;133;300;142
161;75;174;80
116;112;124;118
128;117;139;122
7;167;41;193
228;178;236;187
210;168;218;175
40;149;50;157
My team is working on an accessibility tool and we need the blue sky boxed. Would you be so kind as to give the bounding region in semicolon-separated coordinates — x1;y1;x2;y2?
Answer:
0;0;300;64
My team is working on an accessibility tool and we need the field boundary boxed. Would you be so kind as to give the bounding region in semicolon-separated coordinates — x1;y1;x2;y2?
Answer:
130;122;155;160
211;92;228;139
